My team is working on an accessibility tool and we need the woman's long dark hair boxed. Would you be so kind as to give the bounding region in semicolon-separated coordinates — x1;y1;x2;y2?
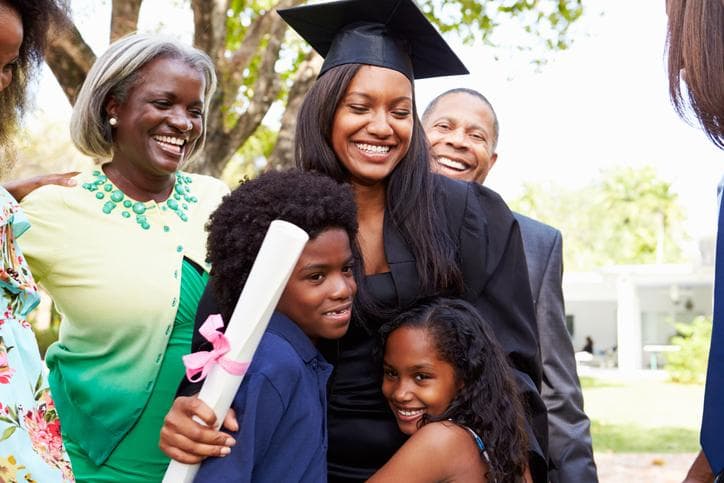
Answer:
379;298;529;482
295;64;463;301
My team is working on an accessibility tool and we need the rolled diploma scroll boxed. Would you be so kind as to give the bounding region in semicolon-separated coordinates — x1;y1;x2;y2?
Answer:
163;219;309;483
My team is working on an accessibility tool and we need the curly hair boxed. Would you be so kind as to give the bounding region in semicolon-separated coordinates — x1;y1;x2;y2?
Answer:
379;298;529;483
0;0;65;149
207;169;359;322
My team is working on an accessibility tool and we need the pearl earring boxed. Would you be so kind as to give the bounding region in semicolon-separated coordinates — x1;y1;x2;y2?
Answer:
109;117;118;126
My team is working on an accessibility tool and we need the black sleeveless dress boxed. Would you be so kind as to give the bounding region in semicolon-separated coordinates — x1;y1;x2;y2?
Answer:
323;272;407;481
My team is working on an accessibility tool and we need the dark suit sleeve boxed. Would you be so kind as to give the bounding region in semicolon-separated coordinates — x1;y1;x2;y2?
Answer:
537;231;598;483
458;182;548;482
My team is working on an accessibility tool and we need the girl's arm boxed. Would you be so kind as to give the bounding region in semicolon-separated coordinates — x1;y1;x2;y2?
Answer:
367;422;488;483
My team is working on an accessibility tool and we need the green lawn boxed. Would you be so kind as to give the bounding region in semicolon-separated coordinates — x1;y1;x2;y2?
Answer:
581;376;703;453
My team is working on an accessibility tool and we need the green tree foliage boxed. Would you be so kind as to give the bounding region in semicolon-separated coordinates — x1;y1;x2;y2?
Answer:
665;316;711;384
419;0;583;52
45;0;586;177
511;165;687;271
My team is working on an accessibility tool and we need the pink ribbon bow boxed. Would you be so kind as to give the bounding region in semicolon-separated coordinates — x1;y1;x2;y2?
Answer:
183;314;249;383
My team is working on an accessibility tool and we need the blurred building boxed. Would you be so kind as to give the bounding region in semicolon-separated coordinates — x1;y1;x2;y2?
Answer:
563;237;715;371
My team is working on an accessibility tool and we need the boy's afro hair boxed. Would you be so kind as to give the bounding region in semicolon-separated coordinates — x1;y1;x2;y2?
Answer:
207;168;358;321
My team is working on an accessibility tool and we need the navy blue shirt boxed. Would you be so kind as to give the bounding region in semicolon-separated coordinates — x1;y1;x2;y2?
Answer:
194;312;333;483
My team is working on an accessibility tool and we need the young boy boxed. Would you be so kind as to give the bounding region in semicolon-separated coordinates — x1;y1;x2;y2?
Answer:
189;169;359;482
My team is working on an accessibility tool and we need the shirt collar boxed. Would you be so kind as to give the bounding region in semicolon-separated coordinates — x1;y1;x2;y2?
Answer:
268;311;323;364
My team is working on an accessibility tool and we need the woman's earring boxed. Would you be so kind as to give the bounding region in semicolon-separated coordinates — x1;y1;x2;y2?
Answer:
109;117;118;126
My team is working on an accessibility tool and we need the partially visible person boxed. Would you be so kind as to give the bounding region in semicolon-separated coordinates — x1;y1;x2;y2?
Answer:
667;1;724;482
369;298;530;483
582;336;594;354
19;34;228;482
422;88;597;483
0;0;77;197
666;0;723;149
0;1;74;481
191;169;358;482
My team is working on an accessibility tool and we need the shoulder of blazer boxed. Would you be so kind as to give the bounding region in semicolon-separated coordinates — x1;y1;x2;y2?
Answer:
433;174;469;236
513;212;561;249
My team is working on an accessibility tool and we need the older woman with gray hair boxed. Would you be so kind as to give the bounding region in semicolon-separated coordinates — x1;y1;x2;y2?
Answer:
19;33;228;481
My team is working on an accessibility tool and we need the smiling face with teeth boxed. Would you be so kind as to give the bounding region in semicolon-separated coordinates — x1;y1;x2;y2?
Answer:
331;65;414;188
105;56;205;181
423;92;498;184
382;326;461;436
276;228;357;344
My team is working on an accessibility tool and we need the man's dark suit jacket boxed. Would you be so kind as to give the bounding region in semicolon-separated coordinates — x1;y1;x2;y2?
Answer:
514;213;598;483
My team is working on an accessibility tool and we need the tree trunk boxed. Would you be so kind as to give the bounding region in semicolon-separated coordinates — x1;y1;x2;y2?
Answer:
110;0;143;41
189;0;303;176
191;0;228;58
45;18;96;105
267;52;322;170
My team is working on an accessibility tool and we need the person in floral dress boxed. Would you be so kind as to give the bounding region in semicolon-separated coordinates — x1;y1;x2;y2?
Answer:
0;0;74;481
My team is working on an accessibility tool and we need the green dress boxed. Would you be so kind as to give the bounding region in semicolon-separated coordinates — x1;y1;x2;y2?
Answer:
64;260;207;482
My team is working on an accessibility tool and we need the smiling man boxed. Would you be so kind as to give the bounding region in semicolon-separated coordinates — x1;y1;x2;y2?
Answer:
423;88;598;483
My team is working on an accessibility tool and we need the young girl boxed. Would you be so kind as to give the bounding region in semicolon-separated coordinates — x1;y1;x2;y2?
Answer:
370;298;531;483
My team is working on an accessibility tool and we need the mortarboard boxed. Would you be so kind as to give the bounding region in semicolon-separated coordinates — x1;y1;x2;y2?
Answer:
277;0;469;80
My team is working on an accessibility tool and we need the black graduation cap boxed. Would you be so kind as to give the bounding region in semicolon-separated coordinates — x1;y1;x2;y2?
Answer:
277;0;469;80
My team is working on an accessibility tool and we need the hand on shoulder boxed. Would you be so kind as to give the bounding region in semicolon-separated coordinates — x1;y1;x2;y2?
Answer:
3;172;79;202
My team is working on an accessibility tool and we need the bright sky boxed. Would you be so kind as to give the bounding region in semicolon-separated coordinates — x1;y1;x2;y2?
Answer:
417;0;723;241
33;0;722;241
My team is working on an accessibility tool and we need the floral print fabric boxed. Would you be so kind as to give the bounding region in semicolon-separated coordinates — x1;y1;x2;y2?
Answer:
0;187;73;482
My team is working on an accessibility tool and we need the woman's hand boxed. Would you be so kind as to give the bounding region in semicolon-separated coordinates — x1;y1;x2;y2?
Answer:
159;395;238;464
3;172;79;202
682;450;714;483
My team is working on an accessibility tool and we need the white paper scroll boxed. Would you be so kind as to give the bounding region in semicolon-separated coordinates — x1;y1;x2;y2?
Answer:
163;219;309;483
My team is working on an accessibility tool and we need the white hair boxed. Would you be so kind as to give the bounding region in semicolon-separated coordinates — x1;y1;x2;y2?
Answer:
70;33;217;161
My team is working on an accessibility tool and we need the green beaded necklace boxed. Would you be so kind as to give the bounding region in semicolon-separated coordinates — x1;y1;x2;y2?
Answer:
82;170;198;231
